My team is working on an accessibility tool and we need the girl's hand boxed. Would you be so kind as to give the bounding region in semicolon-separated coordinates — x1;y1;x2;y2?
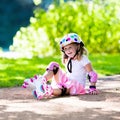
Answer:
86;86;99;95
88;88;99;95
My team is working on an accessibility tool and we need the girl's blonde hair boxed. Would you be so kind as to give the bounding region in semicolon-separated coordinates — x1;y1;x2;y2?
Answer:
62;43;88;64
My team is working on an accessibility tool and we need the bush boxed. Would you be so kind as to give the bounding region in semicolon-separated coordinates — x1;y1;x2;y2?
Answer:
10;0;120;57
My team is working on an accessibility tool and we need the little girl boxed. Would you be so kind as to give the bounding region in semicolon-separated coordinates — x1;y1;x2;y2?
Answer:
22;33;98;99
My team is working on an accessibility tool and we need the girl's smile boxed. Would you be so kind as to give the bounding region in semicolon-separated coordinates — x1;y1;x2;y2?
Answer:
63;44;77;58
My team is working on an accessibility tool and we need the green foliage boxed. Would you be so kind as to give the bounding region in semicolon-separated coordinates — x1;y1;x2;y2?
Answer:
0;54;120;88
10;0;120;57
11;27;55;57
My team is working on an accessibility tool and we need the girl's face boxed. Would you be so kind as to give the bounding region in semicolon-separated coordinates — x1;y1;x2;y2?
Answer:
63;43;78;58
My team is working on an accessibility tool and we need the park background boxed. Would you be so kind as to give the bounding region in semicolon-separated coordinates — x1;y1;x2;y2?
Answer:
0;0;120;88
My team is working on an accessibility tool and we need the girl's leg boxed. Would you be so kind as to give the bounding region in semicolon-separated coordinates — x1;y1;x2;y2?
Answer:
43;62;70;97
42;62;62;97
22;62;69;99
53;89;70;96
53;89;62;96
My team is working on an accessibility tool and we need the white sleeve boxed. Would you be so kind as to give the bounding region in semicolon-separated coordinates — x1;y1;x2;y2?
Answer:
81;55;91;66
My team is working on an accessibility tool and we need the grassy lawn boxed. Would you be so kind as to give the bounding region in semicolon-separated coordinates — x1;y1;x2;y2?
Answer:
0;54;119;88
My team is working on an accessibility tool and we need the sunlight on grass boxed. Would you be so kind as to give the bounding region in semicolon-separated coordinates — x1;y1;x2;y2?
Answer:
0;54;119;88
0;64;8;70
89;54;120;75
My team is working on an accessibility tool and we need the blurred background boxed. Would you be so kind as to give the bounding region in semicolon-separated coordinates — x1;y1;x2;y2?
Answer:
0;0;120;87
0;0;120;57
0;0;34;51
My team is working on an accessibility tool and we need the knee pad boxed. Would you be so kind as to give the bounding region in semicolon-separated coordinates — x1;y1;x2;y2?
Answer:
46;62;59;75
88;71;98;83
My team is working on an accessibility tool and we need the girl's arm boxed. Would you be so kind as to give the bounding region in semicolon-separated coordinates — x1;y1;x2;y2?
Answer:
84;63;98;94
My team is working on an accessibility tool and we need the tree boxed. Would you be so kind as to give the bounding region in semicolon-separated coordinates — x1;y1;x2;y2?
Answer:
10;0;120;57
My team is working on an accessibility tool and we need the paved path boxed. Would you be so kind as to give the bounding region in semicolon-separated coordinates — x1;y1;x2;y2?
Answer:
0;75;120;120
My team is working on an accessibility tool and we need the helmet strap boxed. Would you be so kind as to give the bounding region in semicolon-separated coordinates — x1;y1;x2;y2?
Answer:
67;58;72;73
67;48;80;73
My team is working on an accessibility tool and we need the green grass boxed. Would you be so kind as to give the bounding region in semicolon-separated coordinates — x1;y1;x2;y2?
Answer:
89;54;120;76
0;54;119;88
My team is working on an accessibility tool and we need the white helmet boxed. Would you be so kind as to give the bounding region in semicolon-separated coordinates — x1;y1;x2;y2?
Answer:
60;33;84;50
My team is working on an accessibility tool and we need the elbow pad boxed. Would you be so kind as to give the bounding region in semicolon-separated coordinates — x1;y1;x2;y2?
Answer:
88;71;98;83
